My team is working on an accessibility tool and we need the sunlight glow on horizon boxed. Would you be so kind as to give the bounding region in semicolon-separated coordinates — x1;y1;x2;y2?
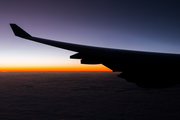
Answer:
0;64;111;72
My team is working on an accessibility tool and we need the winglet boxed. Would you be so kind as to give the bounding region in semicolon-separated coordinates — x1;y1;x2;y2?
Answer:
10;23;31;38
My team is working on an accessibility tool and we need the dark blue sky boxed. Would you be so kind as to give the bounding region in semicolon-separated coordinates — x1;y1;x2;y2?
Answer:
1;0;180;70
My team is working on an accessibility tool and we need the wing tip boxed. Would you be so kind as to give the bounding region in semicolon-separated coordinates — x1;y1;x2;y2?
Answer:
10;23;31;38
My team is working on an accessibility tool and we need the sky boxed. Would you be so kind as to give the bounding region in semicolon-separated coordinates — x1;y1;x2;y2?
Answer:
0;0;180;71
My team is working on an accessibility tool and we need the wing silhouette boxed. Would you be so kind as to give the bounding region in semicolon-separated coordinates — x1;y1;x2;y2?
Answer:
10;23;180;88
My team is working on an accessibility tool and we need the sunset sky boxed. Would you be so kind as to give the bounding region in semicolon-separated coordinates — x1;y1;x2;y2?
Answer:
0;0;180;71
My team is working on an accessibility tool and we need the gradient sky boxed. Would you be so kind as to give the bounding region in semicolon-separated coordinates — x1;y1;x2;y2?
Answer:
0;0;180;71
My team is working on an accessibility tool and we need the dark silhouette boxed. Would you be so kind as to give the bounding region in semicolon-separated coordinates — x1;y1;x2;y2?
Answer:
10;24;180;88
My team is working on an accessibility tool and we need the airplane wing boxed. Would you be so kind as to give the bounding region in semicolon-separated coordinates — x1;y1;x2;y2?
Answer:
10;23;180;88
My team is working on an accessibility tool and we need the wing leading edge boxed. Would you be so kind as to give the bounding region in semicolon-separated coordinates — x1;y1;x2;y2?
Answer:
10;23;180;88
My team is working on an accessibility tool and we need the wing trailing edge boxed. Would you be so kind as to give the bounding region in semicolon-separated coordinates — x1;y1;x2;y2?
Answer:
10;23;103;53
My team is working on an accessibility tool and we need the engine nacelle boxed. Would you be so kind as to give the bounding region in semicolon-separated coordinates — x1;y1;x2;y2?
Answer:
70;53;101;64
81;59;101;64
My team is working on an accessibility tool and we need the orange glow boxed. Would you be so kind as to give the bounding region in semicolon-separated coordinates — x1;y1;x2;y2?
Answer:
0;64;111;72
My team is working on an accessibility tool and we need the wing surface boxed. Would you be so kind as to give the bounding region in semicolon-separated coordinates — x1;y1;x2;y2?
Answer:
10;23;180;88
